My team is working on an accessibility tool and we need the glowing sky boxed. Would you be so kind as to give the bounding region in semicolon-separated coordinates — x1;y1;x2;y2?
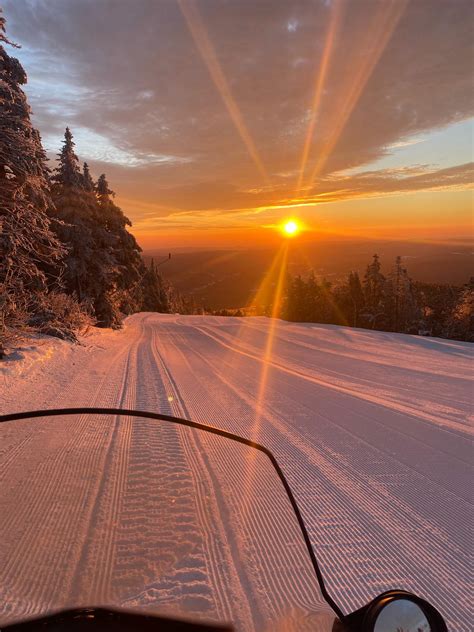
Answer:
4;0;473;247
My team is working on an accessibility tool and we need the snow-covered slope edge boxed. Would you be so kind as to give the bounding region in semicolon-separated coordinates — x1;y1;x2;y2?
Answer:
0;325;123;412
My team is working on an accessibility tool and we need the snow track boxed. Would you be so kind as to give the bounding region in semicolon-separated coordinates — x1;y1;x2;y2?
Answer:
0;314;472;631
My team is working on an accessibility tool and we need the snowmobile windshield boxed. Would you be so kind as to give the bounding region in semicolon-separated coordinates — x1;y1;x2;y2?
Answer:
0;410;337;631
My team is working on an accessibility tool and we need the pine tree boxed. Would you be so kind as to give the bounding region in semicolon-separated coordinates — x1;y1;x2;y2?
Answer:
82;162;94;191
305;272;319;321
94;172;145;318
50;133;121;325
52;127;82;188
283;275;306;321
415;281;460;338
448;277;473;341
96;173;114;201
282;273;335;324
0;10;65;355
386;256;419;332
316;277;335;323
141;259;171;312
393;255;403;330
51;185;105;303
363;254;386;328
50;138;178;327
341;270;365;327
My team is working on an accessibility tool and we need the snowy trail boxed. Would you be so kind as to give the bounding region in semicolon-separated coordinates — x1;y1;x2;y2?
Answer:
0;313;472;631
155;318;472;624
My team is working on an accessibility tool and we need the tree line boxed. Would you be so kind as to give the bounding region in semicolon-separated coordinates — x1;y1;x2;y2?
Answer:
0;13;182;357
281;254;472;341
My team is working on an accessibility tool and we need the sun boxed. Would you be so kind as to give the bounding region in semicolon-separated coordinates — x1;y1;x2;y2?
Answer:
281;219;300;237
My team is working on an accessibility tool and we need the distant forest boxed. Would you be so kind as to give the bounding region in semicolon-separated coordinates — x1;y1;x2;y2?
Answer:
215;256;472;342
279;255;473;342
146;242;472;306
0;13;184;357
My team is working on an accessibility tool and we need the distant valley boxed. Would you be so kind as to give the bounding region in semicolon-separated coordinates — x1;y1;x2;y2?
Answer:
144;240;473;310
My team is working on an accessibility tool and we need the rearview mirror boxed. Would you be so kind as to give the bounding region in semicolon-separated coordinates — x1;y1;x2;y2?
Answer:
373;599;430;631
343;590;449;632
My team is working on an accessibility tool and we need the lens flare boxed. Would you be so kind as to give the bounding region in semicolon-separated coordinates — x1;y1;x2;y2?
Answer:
243;245;289;503
305;0;408;188
282;220;300;237
296;0;344;194
177;0;268;183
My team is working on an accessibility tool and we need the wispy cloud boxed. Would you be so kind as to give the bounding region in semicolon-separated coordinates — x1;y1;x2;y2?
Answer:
2;0;473;239
389;136;427;149
42;127;191;168
124;163;474;233
278;162;474;207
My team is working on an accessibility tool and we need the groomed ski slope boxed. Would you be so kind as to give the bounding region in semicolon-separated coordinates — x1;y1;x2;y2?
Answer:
0;313;472;630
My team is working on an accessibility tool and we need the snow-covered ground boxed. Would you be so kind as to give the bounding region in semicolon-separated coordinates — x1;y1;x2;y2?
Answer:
0;314;472;630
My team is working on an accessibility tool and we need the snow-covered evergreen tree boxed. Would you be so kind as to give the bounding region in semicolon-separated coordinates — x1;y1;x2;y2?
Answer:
448;277;473;341
348;271;364;327
282;275;305;321
96;173;114;201
335;270;365;327
363;254;386;328
283;273;335;324
82;162;94;191
0;11;184;346
50;132;181;326
141;259;171;312
52;127;82;188
51;156;122;327
94;172;145;320
386;256;419;332
0;10;65;355
53;154;163;325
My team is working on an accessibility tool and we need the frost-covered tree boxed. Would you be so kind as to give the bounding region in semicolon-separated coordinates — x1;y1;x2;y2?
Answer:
51;158;123;326
348;271;364;327
391;255;404;330
282;275;306;321
50;132;115;324
282;273;335;324
50;134;181;327
363;254;386;328
448;277;473;341
94;173;145;320
96;173;114;201
141;259;171;312
0;10;65;355
414;281;460;338
51;153;150;327
82;162;94;191
385;256;419;332
52;127;82;188
51;186;107;301
335;270;365;327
